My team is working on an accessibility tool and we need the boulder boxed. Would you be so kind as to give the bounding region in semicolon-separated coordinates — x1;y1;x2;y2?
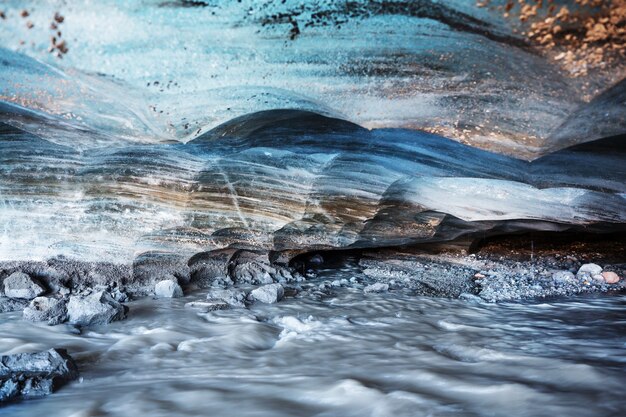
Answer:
0;348;78;402
133;253;191;287
188;249;236;287
111;288;129;303
249;283;284;304
23;297;68;326
154;279;183;298
591;274;606;283
364;282;389;293
67;291;127;326
577;263;603;277
3;272;46;299
206;288;247;308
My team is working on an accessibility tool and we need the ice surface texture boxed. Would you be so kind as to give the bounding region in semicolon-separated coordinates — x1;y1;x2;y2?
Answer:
1;104;624;263
0;1;623;156
0;0;624;263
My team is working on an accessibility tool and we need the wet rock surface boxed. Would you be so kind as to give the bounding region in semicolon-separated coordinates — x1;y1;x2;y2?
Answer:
67;291;128;327
3;272;45;300
359;251;476;298
206;288;247;308
250;284;285;304
0;349;78;403
23;297;68;326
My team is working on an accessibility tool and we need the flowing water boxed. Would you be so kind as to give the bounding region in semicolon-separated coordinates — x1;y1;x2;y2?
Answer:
1;266;625;417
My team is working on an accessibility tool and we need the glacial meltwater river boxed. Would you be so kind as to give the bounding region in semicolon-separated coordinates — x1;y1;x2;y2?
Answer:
1;266;625;417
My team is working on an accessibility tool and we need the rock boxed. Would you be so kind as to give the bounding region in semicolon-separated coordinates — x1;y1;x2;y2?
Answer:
133;253;191;287
473;273;486;279
206;288;247;307
66;291;127;326
592;274;606;283
459;293;483;303
249;283;284;304
188;249;236;287
111;288;129;303
0;297;29;313
230;251;301;285
552;270;575;283
601;271;620;284
23;297;68;326
230;251;276;285
308;254;324;265
154;279;183;298
359;256;474;297
3;272;46;299
577;263;603;276
0;348;79;402
184;301;229;313
364;282;389;293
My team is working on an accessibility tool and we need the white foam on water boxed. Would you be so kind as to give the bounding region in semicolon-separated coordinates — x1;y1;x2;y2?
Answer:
0;291;624;417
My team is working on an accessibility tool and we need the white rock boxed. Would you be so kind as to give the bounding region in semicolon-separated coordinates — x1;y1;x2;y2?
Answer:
3;272;46;299
155;279;183;298
577;263;603;276
364;282;389;293
0;348;78;402
250;283;284;304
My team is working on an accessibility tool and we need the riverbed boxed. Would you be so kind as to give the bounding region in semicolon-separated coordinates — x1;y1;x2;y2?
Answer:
1;268;624;417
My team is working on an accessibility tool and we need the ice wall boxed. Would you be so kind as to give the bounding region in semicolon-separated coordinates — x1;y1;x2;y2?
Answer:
1;106;624;263
0;2;624;263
